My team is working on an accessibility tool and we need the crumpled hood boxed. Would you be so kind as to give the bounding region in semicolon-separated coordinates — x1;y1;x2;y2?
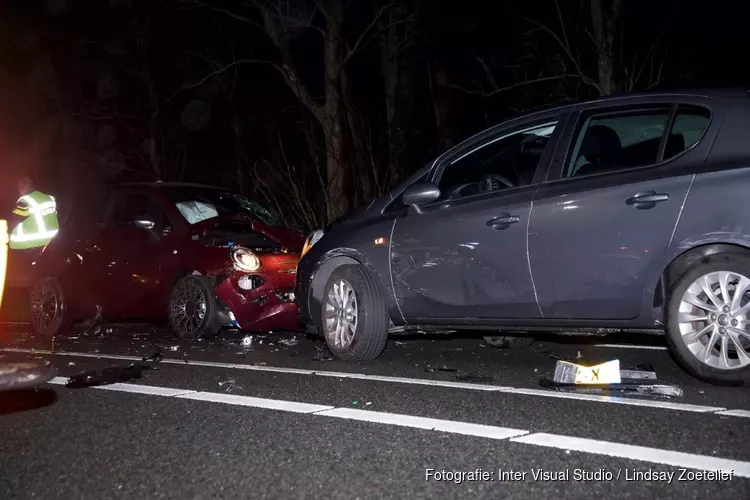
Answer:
191;214;305;251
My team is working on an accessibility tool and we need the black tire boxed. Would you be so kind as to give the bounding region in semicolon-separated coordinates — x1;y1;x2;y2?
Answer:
665;253;750;386
483;335;535;349
29;277;74;337
168;275;221;340
320;264;388;361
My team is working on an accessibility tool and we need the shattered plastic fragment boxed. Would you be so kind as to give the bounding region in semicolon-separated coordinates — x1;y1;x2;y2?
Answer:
241;336;254;347
313;344;334;361
424;365;457;373
66;363;149;388
277;337;298;347
455;373;493;383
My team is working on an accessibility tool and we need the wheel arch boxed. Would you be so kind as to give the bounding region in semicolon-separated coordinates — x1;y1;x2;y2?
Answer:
653;243;750;322
308;249;399;330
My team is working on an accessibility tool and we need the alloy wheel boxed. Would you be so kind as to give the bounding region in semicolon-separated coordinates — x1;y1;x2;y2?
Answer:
170;280;208;336
678;271;750;370
324;278;359;348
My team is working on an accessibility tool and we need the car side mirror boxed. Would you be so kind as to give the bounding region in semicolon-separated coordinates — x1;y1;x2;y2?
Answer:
133;219;155;230
401;182;440;214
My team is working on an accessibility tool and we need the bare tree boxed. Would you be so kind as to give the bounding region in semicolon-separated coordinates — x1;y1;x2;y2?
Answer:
181;0;396;222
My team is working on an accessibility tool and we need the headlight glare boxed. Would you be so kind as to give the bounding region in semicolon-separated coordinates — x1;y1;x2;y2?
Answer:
231;248;261;271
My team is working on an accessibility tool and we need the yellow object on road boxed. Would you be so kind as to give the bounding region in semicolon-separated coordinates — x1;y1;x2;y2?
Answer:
0;219;7;309
553;359;622;385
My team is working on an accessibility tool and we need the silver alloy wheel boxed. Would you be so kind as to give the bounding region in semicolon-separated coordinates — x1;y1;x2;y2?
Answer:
30;281;60;333
170;280;208;336
324;278;359;348
678;271;750;370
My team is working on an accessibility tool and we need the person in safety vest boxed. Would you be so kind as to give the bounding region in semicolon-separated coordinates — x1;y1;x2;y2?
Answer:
8;177;59;250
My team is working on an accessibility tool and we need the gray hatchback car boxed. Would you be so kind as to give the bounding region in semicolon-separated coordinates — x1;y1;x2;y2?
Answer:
296;89;750;385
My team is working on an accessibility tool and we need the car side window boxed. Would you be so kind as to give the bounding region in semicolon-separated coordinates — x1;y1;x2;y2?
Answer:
663;104;711;161
106;193;168;230
566;107;674;178
436;121;558;201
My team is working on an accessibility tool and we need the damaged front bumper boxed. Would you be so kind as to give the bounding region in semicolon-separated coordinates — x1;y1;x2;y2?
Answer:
214;265;302;332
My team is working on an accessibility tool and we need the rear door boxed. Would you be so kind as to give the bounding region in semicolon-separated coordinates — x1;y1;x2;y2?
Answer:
528;99;716;321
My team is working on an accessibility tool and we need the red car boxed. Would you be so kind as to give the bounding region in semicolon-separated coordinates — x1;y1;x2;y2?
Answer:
28;182;305;339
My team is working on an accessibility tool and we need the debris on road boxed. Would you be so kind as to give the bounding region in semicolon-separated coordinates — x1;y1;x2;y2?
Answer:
553;359;621;384
65;363;150;388
313;344;334;361
241;335;254;347
542;359;684;397
0;361;57;391
142;351;164;363
455;373;494;383
277;337;298;347
219;379;242;393
424;365;457;373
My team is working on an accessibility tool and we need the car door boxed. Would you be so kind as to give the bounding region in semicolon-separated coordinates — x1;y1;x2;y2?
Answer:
97;190;167;318
528;100;715;320
390;114;567;322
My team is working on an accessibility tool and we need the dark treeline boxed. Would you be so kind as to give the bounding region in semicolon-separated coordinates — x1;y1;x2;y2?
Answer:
0;0;743;230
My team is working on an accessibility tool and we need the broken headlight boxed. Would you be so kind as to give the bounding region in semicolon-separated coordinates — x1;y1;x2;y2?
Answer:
301;230;324;259
231;247;261;272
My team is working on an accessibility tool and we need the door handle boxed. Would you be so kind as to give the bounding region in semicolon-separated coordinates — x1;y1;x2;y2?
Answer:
487;215;520;229
626;191;669;208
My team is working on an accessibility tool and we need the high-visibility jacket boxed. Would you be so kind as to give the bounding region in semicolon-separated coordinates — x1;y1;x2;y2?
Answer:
9;191;59;250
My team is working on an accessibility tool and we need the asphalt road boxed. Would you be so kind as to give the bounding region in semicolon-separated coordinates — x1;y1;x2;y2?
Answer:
0;322;749;500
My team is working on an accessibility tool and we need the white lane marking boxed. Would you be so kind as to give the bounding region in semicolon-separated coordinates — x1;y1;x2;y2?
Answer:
44;378;750;477
716;410;750;418
176;392;334;414
319;408;528;440
511;433;750;479
502;387;722;413
593;344;668;351
3;347;741;416
48;376;195;397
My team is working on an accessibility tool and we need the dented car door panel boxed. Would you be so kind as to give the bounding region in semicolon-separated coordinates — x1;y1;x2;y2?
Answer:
391;188;539;321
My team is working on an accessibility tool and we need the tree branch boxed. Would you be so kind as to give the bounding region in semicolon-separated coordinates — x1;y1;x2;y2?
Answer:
453;73;583;97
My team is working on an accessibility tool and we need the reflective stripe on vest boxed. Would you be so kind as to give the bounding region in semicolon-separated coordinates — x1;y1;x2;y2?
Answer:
9;193;59;244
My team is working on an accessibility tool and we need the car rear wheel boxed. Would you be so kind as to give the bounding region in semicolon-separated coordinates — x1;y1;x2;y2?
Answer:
321;264;388;361
665;253;750;385
483;335;535;349
168;275;221;340
29;277;74;336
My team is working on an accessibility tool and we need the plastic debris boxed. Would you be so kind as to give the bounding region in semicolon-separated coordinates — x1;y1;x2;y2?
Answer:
241;336;254;347
277;337;298;347
142;351;163;363
313;344;334;361
0;361;57;391
424;365;457;373
455;373;493;383
168;345;179;352
66;363;149;388
575;351;583;360
365;402;372;406
553;359;621;385
219;379;242;393
352;401;358;405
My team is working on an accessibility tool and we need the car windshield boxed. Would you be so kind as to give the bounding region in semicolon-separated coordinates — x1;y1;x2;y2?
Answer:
161;187;284;227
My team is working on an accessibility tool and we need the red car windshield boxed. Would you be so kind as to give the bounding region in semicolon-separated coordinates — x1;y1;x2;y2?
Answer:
161;187;284;227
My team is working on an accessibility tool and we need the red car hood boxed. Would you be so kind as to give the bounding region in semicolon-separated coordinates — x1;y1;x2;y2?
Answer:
191;214;305;252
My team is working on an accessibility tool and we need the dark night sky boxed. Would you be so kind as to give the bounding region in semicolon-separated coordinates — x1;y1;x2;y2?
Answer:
0;0;745;223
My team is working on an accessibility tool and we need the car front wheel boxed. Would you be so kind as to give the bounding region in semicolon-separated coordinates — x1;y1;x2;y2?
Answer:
168;275;221;340
665;253;750;385
321;264;388;360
